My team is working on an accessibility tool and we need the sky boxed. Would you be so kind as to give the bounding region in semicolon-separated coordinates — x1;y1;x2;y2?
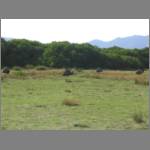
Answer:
1;19;149;43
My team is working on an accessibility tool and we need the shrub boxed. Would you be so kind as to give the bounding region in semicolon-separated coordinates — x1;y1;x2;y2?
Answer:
12;66;22;71
63;99;80;106
36;65;48;70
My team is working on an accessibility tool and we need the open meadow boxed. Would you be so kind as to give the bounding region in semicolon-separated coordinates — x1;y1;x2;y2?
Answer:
1;68;149;130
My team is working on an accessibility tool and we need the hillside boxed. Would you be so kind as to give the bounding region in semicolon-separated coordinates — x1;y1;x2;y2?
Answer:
89;35;149;49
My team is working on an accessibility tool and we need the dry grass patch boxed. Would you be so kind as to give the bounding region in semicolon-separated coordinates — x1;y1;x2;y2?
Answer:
6;69;64;79
84;70;148;82
135;78;149;86
63;99;80;106
1;73;8;80
27;69;64;77
1;70;27;80
12;66;22;71
35;66;48;70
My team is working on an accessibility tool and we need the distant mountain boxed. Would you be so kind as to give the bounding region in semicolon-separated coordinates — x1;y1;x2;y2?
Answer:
2;36;149;49
89;35;149;49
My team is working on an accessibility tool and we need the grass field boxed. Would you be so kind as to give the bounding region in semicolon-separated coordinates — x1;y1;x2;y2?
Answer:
1;69;149;130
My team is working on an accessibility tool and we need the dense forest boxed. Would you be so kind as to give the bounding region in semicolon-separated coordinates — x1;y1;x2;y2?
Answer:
1;38;149;70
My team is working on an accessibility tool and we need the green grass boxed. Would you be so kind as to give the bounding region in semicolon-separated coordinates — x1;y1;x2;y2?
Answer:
1;69;149;130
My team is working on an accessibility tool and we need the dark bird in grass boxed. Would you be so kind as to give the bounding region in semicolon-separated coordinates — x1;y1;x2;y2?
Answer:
63;68;74;76
2;67;10;74
136;69;144;75
96;67;103;73
74;123;89;128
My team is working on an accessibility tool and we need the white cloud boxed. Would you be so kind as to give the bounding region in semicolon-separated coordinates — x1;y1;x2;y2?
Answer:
1;19;149;43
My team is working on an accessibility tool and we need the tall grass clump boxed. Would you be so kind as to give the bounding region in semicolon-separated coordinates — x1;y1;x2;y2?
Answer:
1;74;7;81
12;66;22;71
14;70;26;77
75;68;83;72
25;64;35;69
36;65;48;70
135;78;149;86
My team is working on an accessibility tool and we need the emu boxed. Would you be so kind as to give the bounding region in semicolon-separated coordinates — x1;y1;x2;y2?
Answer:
2;67;10;74
63;68;74;76
96;67;103;73
136;69;144;75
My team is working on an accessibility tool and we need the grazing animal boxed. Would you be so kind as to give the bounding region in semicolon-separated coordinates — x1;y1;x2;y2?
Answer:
2;67;10;74
96;67;103;73
136;69;144;75
63;69;73;76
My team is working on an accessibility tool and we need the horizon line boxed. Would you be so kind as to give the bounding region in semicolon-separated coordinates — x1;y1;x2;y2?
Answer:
2;34;149;44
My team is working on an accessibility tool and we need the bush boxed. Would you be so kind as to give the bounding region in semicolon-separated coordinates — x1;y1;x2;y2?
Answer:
12;66;22;71
63;99;80;106
36;66;48;70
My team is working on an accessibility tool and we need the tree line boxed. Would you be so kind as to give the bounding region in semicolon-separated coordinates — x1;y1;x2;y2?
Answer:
1;38;149;70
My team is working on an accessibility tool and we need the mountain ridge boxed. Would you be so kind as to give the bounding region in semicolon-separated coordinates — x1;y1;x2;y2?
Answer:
2;35;149;49
89;35;149;49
